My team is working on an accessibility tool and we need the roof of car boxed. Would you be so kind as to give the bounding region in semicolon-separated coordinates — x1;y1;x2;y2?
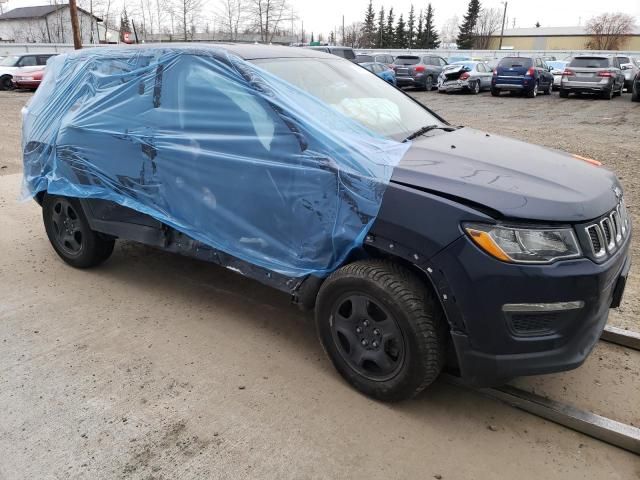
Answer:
63;43;336;61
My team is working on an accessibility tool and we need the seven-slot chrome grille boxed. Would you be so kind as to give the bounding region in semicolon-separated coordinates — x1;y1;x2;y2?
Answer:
584;199;630;259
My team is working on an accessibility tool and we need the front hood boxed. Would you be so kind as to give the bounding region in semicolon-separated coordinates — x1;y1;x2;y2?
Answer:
391;128;620;222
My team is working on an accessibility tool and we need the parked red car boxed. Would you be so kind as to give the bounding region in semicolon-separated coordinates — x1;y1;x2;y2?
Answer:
13;68;45;90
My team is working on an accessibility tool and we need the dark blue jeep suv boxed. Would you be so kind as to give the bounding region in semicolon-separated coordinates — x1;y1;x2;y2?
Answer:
24;45;631;402
491;56;555;97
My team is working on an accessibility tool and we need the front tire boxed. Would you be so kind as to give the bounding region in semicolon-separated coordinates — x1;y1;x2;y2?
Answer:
43;194;115;268
0;75;13;91
315;260;446;402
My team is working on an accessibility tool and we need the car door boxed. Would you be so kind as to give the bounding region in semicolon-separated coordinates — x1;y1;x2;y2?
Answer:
540;59;553;87
476;63;491;88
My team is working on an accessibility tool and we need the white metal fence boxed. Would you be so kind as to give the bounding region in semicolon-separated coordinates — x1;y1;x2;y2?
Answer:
1;43;639;59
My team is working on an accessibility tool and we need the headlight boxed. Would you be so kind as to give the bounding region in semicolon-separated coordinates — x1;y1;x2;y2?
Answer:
464;223;581;264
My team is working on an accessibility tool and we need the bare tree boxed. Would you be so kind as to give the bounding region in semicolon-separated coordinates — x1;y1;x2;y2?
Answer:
217;0;245;41
173;0;203;40
585;13;635;50
343;21;362;48
439;15;459;47
250;0;289;43
473;7;501;49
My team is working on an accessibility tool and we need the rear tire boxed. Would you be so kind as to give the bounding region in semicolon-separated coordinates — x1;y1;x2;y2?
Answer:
632;83;639;102
490;87;500;96
471;80;480;94
315;260;446;402
527;81;539;98
424;75;434;91
545;81;552;95
615;82;623;96
601;88;614;100
42;194;115;268
559;89;569;98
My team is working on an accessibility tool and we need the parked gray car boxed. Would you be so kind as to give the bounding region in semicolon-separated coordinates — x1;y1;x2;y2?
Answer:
437;61;493;94
547;61;568;90
560;55;625;99
616;55;639;90
393;55;448;90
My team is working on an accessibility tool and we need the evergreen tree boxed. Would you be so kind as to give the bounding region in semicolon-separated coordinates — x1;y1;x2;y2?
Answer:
416;10;424;48
361;0;376;48
311;32;315;43
395;13;407;48
385;7;395;48
376;6;385;48
456;0;481;49
424;3;440;48
407;5;416;48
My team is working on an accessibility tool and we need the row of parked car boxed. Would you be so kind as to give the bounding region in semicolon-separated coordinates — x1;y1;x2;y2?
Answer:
346;49;640;102
2;48;640;102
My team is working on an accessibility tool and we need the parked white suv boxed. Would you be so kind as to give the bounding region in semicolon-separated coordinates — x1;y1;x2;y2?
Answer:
0;53;57;90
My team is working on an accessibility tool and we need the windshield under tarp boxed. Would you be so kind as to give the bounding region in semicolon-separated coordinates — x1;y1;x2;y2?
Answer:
21;46;411;278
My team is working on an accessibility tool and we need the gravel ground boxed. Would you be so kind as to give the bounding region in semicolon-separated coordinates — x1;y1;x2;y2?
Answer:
1;90;639;479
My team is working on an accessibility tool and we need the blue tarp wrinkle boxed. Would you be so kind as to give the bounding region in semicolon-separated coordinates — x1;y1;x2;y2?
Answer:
22;45;410;277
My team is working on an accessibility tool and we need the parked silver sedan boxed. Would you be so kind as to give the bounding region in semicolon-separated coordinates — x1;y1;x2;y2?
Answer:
437;61;493;94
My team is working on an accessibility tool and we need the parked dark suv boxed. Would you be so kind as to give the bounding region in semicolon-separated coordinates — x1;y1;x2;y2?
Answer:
393;55;448;90
23;45;631;402
491;56;554;97
560;55;625;99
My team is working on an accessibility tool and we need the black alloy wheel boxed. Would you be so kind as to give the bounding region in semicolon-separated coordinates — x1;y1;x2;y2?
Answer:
316;260;446;402
330;293;405;381
43;194;115;268
49;197;85;256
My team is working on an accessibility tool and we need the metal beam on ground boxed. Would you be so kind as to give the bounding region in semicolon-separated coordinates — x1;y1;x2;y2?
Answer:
441;373;640;455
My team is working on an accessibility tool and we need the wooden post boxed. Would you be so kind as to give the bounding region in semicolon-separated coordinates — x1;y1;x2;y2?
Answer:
69;0;82;49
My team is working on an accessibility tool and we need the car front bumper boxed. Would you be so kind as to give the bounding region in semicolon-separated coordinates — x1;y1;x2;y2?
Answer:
428;229;631;386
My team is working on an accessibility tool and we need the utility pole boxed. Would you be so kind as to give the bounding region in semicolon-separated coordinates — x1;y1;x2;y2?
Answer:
69;0;82;49
342;15;345;46
498;1;508;50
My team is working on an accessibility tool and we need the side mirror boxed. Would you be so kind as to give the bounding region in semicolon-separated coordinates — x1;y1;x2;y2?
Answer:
621;65;629;70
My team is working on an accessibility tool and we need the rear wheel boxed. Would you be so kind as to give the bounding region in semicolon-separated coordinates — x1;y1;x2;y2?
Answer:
601;88;614;100
42;194;115;268
615;82;623;96
559;89;569;98
545;80;552;95
471;80;480;94
490;87;500;97
527;81;539;98
424;75;434;91
315;260;446;402
632;82;640;102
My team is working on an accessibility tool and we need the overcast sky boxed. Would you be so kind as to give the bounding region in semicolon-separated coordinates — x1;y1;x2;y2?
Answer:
297;0;640;37
2;0;639;38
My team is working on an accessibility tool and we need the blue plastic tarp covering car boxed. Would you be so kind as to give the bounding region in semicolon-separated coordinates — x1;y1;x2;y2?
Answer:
21;46;410;277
